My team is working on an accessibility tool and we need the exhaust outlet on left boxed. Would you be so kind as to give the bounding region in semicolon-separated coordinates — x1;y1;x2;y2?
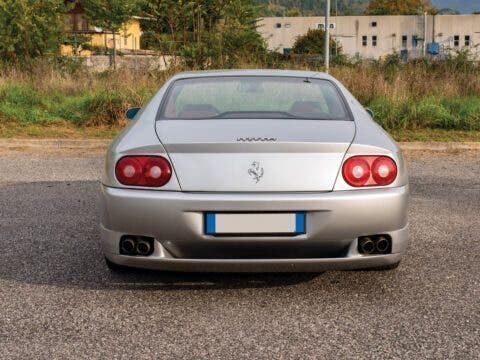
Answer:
119;236;154;256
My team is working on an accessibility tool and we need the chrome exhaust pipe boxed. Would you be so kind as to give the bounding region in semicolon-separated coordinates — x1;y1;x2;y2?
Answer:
376;236;390;253
359;237;375;254
120;237;136;254
136;239;152;256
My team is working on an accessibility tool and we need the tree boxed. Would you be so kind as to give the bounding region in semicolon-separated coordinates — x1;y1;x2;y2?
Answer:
0;0;65;61
83;0;140;69
141;0;267;68
285;6;301;17
437;8;460;15
292;29;344;63
366;0;436;15
220;0;266;66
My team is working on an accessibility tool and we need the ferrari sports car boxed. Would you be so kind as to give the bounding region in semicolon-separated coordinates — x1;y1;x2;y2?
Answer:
100;70;409;272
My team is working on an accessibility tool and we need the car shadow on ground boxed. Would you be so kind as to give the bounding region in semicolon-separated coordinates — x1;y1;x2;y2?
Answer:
0;180;322;291
103;268;322;291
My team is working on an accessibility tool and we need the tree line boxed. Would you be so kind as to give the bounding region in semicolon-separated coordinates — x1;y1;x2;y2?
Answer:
0;0;266;67
0;0;440;67
257;0;438;16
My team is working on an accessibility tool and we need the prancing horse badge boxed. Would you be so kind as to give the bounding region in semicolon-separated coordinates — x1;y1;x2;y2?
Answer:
248;161;264;183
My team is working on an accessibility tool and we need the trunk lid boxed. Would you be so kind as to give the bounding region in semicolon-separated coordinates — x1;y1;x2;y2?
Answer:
155;119;355;192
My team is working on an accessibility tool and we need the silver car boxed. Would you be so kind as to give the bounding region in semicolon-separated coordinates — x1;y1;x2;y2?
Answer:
101;70;409;272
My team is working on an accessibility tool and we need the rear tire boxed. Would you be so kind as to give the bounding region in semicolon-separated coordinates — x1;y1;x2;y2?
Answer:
105;257;130;273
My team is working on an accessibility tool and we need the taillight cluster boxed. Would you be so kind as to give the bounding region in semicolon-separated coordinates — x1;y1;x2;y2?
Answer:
342;156;397;187
115;156;172;187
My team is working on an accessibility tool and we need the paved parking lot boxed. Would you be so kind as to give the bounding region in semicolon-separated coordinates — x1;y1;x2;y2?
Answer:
0;152;478;359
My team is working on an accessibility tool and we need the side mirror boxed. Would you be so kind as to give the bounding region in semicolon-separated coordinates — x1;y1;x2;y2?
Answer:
366;108;374;118
125;107;141;120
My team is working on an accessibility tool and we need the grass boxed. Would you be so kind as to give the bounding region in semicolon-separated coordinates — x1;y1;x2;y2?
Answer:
389;129;480;142
0;55;479;141
369;96;480;131
0;78;157;126
0;121;123;138
2;120;479;142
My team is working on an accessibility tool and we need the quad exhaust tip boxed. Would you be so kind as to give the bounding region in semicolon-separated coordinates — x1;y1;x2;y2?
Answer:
136;239;152;256
120;237;136;254
120;236;154;256
376;236;390;253
358;235;391;255
359;237;375;254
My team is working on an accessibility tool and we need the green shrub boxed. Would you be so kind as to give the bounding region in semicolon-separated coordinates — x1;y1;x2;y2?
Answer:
0;56;479;131
368;96;480;131
0;84;55;123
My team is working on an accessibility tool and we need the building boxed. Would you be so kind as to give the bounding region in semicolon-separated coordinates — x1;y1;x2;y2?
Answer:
61;1;142;56
259;15;480;59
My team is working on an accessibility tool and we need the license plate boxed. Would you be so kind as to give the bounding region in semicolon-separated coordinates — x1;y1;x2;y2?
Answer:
205;212;306;236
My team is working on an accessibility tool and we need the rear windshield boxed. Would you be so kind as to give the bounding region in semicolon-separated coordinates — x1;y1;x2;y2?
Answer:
160;76;350;120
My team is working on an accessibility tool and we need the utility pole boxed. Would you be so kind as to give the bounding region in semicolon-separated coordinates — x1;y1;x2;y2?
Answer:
423;12;428;57
324;0;331;72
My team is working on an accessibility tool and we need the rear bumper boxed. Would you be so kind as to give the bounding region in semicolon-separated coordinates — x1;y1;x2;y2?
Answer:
104;251;405;272
101;185;409;272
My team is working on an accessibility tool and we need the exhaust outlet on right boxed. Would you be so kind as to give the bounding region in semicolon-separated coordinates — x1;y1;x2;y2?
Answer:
358;235;392;255
119;235;154;256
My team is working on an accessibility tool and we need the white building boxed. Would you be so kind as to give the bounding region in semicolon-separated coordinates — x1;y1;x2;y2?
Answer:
259;15;480;59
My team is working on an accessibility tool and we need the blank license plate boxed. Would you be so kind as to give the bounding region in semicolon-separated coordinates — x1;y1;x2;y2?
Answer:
205;212;306;236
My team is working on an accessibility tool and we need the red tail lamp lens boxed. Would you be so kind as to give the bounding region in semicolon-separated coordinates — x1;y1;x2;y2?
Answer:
371;157;397;185
342;157;370;187
342;156;397;187
115;156;172;187
115;157;142;185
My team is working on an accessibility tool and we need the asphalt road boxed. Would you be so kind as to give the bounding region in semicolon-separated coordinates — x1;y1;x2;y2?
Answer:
0;153;478;359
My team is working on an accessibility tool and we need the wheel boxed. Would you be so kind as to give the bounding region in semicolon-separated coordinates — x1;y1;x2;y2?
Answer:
105;257;130;273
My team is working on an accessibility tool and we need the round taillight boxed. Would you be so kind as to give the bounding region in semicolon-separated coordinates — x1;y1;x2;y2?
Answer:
342;155;397;187
115;156;172;187
115;157;142;185
371;157;397;186
143;157;172;187
342;157;371;187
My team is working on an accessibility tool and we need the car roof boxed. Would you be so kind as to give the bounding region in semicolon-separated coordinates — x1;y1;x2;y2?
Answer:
170;69;333;80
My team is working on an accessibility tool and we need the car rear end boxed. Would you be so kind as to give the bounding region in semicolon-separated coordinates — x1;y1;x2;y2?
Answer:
100;71;409;272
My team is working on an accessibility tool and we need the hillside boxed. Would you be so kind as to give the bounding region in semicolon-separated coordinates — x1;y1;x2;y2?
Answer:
432;0;480;13
255;0;368;16
256;0;480;16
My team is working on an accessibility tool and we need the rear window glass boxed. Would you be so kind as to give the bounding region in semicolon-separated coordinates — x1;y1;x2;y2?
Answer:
160;76;350;120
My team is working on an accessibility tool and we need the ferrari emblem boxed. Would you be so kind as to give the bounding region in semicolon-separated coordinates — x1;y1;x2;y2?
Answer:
248;161;264;183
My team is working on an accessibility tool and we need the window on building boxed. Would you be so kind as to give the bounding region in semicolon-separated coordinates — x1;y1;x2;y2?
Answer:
402;35;408;48
68;13;88;32
372;35;377;47
412;35;419;48
318;23;335;30
362;36;368;46
454;35;460;47
80;15;89;31
465;35;471;46
124;30;128;46
275;23;281;28
371;21;377;27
